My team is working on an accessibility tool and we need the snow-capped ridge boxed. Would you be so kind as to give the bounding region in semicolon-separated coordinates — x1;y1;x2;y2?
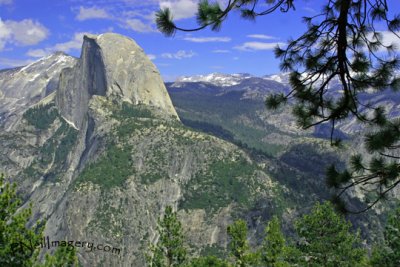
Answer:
263;72;291;84
176;72;253;87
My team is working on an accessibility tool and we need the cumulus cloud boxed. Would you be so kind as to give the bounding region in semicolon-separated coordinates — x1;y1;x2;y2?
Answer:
247;34;278;40
234;41;285;51
123;19;155;33
25;32;87;58
161;50;196;59
0;19;49;48
52;32;87;52
375;31;400;52
75;6;111;21
0;19;11;51
0;19;49;51
26;48;48;58
183;36;231;42
0;57;34;68
159;0;197;20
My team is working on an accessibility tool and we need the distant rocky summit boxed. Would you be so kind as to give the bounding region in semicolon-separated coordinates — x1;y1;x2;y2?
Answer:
0;52;76;129
56;33;178;129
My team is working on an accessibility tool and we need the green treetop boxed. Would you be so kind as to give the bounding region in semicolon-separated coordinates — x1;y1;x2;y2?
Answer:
147;206;187;267
0;173;43;266
371;205;400;266
294;201;367;266
0;173;78;266
226;219;259;267
261;216;291;267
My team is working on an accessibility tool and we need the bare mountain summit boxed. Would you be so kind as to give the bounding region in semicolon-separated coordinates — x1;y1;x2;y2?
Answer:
0;52;76;130
56;33;178;129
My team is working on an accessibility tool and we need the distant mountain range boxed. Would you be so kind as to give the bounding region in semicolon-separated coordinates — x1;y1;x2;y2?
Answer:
175;72;291;87
169;72;400;136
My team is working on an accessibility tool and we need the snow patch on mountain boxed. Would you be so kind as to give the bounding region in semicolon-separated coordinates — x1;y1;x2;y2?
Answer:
263;72;291;84
175;73;253;87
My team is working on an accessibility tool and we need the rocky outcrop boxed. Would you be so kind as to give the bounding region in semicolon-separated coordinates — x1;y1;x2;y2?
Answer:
0;52;76;130
55;33;178;129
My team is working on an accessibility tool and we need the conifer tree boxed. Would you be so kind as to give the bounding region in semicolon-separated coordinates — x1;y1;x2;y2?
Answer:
39;245;79;267
294;201;367;266
147;206;187;267
370;205;400;266
226;219;259;267
156;0;400;212
187;255;231;267
0;173;43;266
260;216;291;267
0;173;78;266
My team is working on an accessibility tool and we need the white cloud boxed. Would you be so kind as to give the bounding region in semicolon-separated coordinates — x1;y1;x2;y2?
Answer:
161;50;196;59
247;34;277;40
159;0;197;20
26;48;48;58
0;19;11;51
3;19;49;47
75;6;111;21
123;19;155;33
51;32;86;53
212;49;230;53
361;31;400;53
147;54;156;60
0;0;13;5
234;41;285;51
122;10;156;21
377;31;400;51
183;36;231;43
25;32;87;58
0;57;34;68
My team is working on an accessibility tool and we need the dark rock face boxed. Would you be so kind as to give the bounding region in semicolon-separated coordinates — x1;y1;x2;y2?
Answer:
55;33;178;129
55;36;108;129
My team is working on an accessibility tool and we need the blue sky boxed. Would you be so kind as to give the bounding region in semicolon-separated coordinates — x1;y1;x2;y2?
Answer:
0;0;399;81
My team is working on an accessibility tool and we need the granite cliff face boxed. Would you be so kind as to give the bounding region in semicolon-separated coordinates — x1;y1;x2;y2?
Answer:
55;33;178;129
0;33;284;266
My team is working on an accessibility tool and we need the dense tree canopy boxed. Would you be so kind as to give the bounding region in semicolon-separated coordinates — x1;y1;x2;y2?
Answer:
294;202;368;266
156;0;400;213
371;205;400;266
147;206;187;267
226;219;259;267
0;174;78;266
260;216;291;267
